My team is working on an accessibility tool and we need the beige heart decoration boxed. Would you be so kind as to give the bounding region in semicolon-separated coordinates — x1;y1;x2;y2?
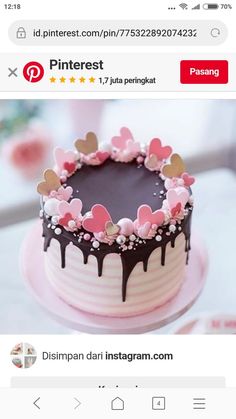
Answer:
74;132;98;155
37;169;61;196
145;154;159;170
162;153;186;178
105;221;120;236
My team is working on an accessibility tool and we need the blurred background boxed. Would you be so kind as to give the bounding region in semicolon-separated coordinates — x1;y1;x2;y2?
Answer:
0;99;236;333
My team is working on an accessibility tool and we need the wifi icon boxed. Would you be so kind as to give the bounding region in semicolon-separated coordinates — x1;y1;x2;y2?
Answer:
179;3;188;9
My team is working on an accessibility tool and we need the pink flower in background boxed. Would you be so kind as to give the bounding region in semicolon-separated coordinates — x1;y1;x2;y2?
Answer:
2;126;51;178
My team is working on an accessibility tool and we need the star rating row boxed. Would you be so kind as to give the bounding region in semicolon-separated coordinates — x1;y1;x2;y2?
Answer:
49;76;96;84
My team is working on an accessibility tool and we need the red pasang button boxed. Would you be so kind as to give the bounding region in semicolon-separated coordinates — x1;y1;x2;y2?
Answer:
180;60;228;84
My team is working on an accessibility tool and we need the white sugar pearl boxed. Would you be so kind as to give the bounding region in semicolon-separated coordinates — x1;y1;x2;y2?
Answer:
51;215;59;225
68;220;76;229
129;234;136;242
169;224;176;233
61;169;68;176
177;178;184;186
55;228;62;235
39;209;44;218
44;198;59;217
116;235;126;245
155;235;162;242
92;240;100;249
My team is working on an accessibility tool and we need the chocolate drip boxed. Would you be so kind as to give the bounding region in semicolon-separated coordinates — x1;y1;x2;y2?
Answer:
97;255;105;277
42;209;192;302
161;244;167;266
171;237;175;248
43;210;192;303
60;242;67;269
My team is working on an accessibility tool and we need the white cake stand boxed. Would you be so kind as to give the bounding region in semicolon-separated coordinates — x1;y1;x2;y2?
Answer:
20;222;208;334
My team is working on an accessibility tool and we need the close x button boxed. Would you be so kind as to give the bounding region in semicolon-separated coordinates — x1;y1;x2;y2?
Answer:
180;60;228;84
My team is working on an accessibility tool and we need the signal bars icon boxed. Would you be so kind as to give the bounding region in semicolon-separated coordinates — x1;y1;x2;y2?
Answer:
192;4;200;9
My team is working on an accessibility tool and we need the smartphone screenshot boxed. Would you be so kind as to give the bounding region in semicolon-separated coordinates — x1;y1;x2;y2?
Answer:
0;0;236;417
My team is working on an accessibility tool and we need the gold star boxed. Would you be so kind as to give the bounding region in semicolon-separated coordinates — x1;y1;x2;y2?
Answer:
70;77;76;83
60;77;66;83
50;77;56;83
89;77;95;83
79;77;86;83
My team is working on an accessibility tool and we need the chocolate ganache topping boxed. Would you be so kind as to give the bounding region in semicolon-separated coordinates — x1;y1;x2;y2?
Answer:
41;158;193;302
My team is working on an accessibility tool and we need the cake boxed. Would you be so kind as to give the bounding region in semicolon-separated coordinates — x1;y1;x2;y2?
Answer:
37;127;195;317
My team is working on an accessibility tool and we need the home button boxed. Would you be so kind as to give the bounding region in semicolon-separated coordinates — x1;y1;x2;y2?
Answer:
111;397;125;410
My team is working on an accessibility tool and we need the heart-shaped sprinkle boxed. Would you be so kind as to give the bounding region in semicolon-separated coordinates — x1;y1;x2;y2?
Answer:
137;205;165;226
58;198;83;218
171;203;182;217
51;186;73;201
145;154;159;171
167;188;189;210
59;212;73;227
82;204;112;233
181;172;195;187
54;147;76;170
105;221;120;236
75;132;98;155
111;127;134;151
162;153;186;178
95;151;110;163
37;169;61;196
149;138;172;160
63;161;76;174
138;221;152;239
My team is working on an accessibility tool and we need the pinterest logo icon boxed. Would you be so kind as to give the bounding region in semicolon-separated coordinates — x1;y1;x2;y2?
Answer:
23;61;44;83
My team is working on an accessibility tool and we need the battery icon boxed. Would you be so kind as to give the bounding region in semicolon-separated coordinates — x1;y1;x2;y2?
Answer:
203;3;219;9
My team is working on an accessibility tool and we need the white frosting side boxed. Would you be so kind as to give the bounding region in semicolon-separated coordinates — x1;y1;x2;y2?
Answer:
44;234;187;317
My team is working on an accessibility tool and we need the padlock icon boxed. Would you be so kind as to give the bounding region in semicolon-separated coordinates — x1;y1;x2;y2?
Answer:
16;27;26;39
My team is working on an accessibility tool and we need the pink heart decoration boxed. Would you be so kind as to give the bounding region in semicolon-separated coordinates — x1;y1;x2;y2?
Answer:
181;172;195;187
171;203;182;217
59;212;73;227
137;205;165;226
148;138;172;160
54;147;76;170
82;204;112;233
145;154;159;171
63;161;76;174
111;127;134;151
58;198;83;218
138;221;152;239
56;186;73;201
167;188;189;210
95;151;110;163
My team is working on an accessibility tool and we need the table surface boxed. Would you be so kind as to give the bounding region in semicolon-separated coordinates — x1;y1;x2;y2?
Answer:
1;168;236;334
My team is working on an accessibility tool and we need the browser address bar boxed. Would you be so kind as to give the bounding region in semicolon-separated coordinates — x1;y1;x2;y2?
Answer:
9;20;227;46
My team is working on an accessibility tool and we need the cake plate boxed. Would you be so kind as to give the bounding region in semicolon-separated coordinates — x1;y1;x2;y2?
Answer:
20;222;208;334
